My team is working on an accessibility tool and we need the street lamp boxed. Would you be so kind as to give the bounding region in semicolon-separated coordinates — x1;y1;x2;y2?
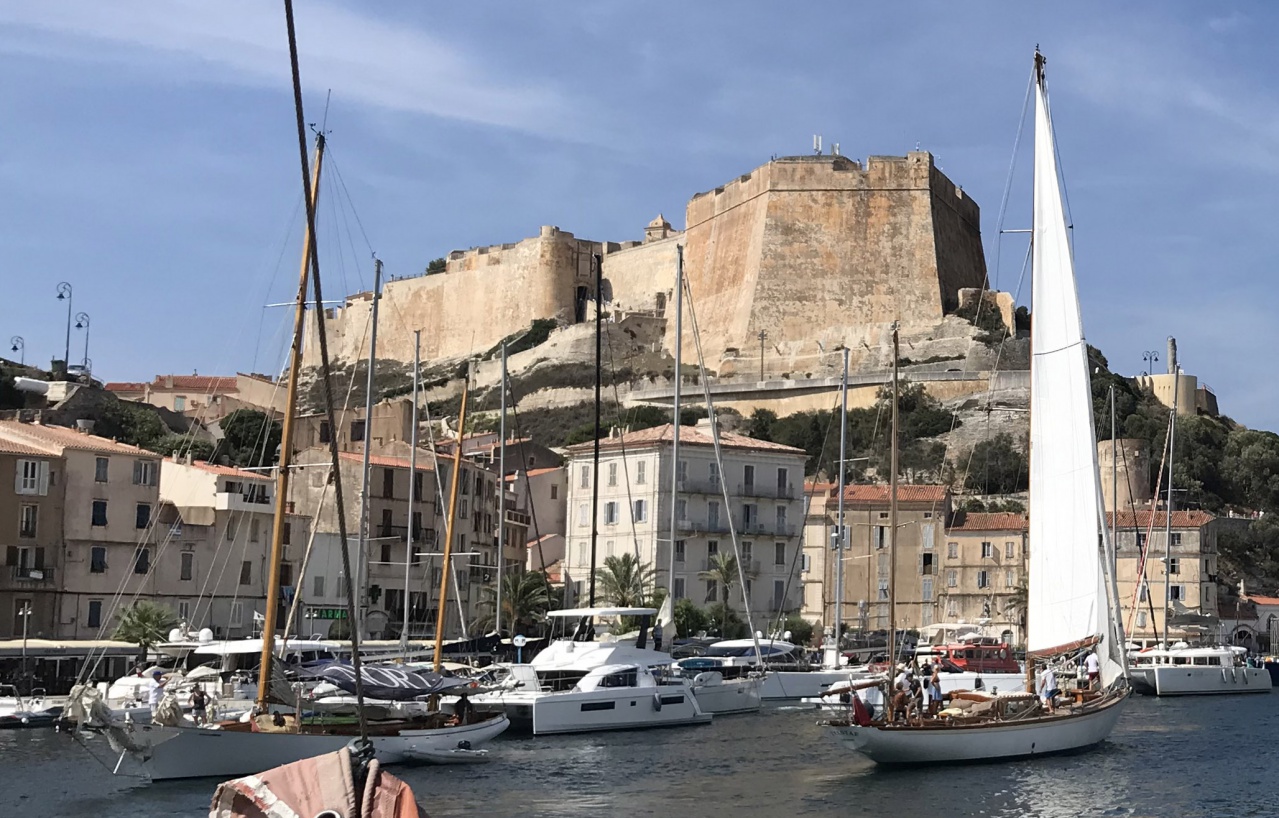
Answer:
75;312;90;368
55;282;72;370
1142;350;1159;377
17;602;32;691
9;336;23;365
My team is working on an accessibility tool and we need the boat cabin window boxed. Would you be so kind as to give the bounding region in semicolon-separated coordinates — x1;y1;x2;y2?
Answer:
597;669;639;688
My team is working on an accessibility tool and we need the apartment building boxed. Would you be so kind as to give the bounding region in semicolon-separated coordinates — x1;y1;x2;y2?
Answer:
105;373;283;421
939;511;1029;645
0;438;65;638
563;423;808;623
507;466;567;542
798;482;836;629
0;421;162;639
823;484;951;634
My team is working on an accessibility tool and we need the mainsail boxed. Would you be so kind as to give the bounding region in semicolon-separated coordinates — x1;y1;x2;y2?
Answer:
1027;54;1123;686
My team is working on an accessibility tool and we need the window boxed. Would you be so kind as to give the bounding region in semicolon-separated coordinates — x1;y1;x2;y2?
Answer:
313;574;325;597
1139;582;1149;602
177;599;191;621
579;466;590;489
460;499;468;519
350;420;366;442
676;498;687;522
90;546;107;573
921;553;935;575
174;395;186;412
383;468;395;499
1170;584;1185;602
874;526;887;550
743;503;758;528
16;460;48;495
946;601;959;619
135;503;151;530
250;519;261;543
227;517;239;543
675;540;686;563
947;569;957;588
673;577;685;600
1005;541;1016;559
604;501;618;525
283;522;292;545
240;560;252;585
607;462;618;487
633;499;648;522
677;460;688;482
19;505;36;538
636;461;646;485
550;483;559;500
775;505;788;532
743;464;755;491
923;511;933;519
775;542;786;566
381;543;392;564
707;540;719;558
1137;610;1148;628
776;468;788;494
981;541;993;559
879;511;889;520
921;604;933;626
708;462;719;485
133;546;150;574
132;460;158;486
91;500;107;527
578;502;589;527
412;471;424;502
95;457;109;483
229;602;243;628
318;421;331;444
708;501;720;529
922;577;934;601
977;570;990;589
742;542;753;564
801;553;812;573
1136;531;1147;551
773;579;785;607
947;541;958;559
1170;532;1182;548
877;579;888;600
922;526;934;550
87;600;102;629
1005;570;1015;588
181;552;194;581
704;580;719;603
1168;557;1180;575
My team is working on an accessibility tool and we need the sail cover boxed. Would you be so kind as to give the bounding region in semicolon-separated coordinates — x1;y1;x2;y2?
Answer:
316;664;473;701
1027;56;1122;685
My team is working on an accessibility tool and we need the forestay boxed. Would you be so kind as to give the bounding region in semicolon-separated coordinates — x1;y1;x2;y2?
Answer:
1027;56;1122;686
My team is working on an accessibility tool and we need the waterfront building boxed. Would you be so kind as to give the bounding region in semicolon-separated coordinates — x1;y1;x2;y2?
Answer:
940;511;1029;645
0;437;65;639
105;372;283;421
562;422;807;624
798;481;836;629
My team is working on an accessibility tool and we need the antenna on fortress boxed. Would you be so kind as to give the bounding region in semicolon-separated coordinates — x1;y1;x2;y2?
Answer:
813;134;822;155
832;142;840;156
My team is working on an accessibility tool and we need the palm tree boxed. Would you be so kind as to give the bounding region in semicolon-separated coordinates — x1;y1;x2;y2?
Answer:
698;552;756;636
476;570;553;636
594;553;655;608
113;601;177;661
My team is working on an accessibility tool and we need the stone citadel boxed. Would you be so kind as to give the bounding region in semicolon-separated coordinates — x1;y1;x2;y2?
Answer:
302;150;1007;396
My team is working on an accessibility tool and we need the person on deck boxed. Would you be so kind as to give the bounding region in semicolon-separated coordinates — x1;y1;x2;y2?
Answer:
928;664;944;716
148;670;167;715
190;687;209;725
1084;651;1100;690
1037;665;1060;713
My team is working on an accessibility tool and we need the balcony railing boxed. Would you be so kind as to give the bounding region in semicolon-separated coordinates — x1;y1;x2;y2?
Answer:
11;566;52;582
376;524;433;543
736;482;797;500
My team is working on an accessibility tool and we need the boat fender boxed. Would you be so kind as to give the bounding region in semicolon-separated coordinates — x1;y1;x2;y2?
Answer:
1222;669;1228;683
653;693;663;712
1243;670;1249;684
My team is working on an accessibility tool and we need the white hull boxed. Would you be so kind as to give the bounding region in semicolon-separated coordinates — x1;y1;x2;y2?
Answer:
830;696;1125;764
690;676;762;715
804;672;1027;711
760;670;852;701
481;684;711;735
125;715;509;781
1131;665;1272;696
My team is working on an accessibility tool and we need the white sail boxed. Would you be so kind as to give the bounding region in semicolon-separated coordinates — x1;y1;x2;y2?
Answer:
1027;59;1121;685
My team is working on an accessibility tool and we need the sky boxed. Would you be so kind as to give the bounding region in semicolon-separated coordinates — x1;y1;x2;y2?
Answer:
1;2;1275;427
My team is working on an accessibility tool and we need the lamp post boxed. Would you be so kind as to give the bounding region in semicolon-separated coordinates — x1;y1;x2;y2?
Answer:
757;329;768;381
9;336;23;366
75;312;90;368
55;282;72;370
17;602;32;690
1142;350;1159;377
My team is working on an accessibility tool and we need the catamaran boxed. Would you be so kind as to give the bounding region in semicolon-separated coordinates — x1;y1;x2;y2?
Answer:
827;49;1130;764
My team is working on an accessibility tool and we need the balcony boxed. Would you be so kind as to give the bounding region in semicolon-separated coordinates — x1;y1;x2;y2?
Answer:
736;482;797;500
699;558;760;574
676;517;731;535
214;490;273;513
376;524;433;543
11;566;52;583
677;477;726;496
739;519;798;538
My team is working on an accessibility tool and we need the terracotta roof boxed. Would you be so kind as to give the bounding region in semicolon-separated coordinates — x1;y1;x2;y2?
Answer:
0;421;153;456
948;511;1028;532
151;375;238;392
1105;510;1216;529
832;484;949;505
0;438;58;457
1244;594;1279;607
526;533;559;546
337;451;434;472
805;480;837;492
186;460;271;480
505;466;562;482
105;382;147;393
565;424;805;456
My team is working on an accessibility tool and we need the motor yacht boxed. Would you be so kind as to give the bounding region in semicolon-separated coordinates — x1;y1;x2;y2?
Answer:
1129;644;1271;696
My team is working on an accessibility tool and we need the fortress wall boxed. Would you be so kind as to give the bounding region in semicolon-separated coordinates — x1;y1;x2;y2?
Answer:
601;234;683;319
303;227;598;367
928;165;988;313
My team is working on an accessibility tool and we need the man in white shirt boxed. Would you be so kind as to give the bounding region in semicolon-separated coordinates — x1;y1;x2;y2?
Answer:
148;670;167;714
1084;652;1100;689
1037;666;1059;713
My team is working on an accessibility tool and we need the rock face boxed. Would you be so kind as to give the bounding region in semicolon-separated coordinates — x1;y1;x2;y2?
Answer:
303;151;989;386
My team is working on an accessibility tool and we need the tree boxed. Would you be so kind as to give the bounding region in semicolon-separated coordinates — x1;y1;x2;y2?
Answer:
476;570;553;635
964;434;1028;494
781;614;814;646
748;408;778;442
1002;583;1029;631
426;257;447;275
594;553;656;607
1223;429;1279;514
704;602;749;638
673;598;709;638
698;552;756;635
213;409;282;468
113;601;177;660
149;433;215;461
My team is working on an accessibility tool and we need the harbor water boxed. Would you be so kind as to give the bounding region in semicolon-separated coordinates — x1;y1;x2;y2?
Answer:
2;694;1273;818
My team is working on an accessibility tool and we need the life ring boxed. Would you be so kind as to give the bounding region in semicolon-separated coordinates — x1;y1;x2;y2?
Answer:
652;693;663;712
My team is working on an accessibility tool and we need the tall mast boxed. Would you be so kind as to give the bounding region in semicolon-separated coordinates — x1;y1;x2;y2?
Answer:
833;346;849;662
496;341;507;636
256;133;323;710
667;247;684;617
355;258;383;637
886;323;900;672
401;330;420;652
1162;365;1180;646
433;368;471;671
588;253;602;607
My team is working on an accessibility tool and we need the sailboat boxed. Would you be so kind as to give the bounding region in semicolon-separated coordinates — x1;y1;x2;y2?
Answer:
827;49;1129;764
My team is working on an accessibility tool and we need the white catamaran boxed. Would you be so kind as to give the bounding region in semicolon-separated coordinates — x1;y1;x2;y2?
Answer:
828;49;1129;764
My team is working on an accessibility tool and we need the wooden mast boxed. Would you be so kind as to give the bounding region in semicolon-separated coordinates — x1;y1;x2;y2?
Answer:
432;367;471;671
886;323;900;675
256;134;323;710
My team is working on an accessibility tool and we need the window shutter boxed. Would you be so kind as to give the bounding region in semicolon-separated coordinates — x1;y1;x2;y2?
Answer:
5;546;16;566
34;547;45;570
38;462;49;496
14;464;22;494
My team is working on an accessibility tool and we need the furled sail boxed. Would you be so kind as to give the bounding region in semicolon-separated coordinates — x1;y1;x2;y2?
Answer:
317;664;474;701
1027;54;1122;685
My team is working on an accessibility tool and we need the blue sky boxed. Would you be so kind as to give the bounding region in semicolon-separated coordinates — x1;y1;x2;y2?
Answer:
1;2;1275;427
